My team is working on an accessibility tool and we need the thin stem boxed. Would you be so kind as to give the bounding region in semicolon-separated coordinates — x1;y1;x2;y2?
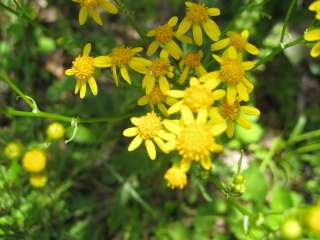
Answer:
3;108;132;124
280;0;297;43
0;71;34;109
253;37;304;70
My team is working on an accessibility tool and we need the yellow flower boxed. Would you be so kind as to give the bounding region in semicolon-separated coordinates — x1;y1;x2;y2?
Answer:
167;74;225;115
211;30;259;55
65;43;110;99
73;0;118;26
215;99;260;138
123;112;175;160
163;107;224;170
309;0;320;20
30;173;48;188
305;205;320;235
164;165;187;189
142;51;174;94
137;85;176;116
304;28;320;58
178;50;207;84
176;1;221;46
147;17;187;60
213;47;255;105
22;149;47;173
102;47;150;85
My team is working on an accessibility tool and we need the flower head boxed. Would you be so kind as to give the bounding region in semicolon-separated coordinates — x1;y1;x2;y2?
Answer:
123;112;174;160
30;173;48;188
211;30;259;55
176;2;221;46
167;74;225;115
142;51;174;94
213;47;255;104
22;149;47;173
215;99;260;138
73;0;118;25
147;17;188;59
137;85;176;116
65;43;110;99
305;205;320;235
164;165;187;189
102;47;150;85
178;51;207;84
304;28;320;58
309;0;320;20
164;107;224;170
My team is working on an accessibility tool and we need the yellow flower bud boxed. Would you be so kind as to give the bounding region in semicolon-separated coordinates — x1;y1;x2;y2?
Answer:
22;149;46;173
47;122;65;140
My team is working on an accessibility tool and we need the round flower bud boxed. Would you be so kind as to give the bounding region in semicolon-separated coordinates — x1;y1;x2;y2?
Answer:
46;122;65;140
22;149;46;173
233;174;244;185
305;205;320;235
29;173;48;188
280;218;302;239
4;142;23;160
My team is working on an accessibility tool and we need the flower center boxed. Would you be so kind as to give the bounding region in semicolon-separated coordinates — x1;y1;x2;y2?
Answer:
148;86;166;104
184;52;201;68
183;85;214;112
164;167;187;189
219;100;240;120
229;33;247;51
137;112;162;139
154;24;174;43
72;56;94;81
176;123;213;161
150;59;170;77
219;60;244;85
186;4;209;24
82;0;99;8
111;47;135;67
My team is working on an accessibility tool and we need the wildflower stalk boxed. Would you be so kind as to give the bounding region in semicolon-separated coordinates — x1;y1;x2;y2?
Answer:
113;0;148;45
280;0;297;43
253;37;304;70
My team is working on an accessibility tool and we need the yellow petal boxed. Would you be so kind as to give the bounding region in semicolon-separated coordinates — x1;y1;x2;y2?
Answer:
90;9;103;25
129;57;150;74
211;38;230;51
167;101;183;115
226;85;236;105
94;56;112;67
237;83;249;102
130;117;140;126
176;17;192;36
237;117;252;129
193;24;203;46
153;136;169;153
208;8;220;16
137;96;148;106
123;127;138;137
163;120;181;134
65;68;75;76
145;139;156;160
245;43;259;55
157;130;175;141
212;54;223;63
145;75;155;94
99;0;118;14
120;67;131;84
88;77;98;96
165;40;182;60
112;65;119;86
240;106;260;116
181;106;194;125
241;30;249;39
80;82;87;99
309;1;320;11
195;64;207;77
227;46;237;60
178;67;189;84
210;122;227;136
159;76;169;94
180;158;192;172
200;71;219;84
128;135;143;151
168;16;178;27
311;42;320;58
75;79;80;94
147;41;160;56
226;121;234;138
212;89;225;100
304;29;320;41
196;108;208;124
202;19;220;41
79;6;88;25
83;43;92;56
242;61;255;70
201;157;212;170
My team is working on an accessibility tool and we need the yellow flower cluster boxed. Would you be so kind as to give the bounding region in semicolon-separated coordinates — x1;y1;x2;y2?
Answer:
304;0;320;58
65;1;261;189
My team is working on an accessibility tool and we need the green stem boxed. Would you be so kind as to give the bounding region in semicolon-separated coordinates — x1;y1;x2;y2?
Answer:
3;108;132;124
296;143;320;153
0;71;34;109
280;0;297;43
253;37;304;70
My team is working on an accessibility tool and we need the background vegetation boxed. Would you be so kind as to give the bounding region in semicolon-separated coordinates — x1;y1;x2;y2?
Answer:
0;0;319;239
